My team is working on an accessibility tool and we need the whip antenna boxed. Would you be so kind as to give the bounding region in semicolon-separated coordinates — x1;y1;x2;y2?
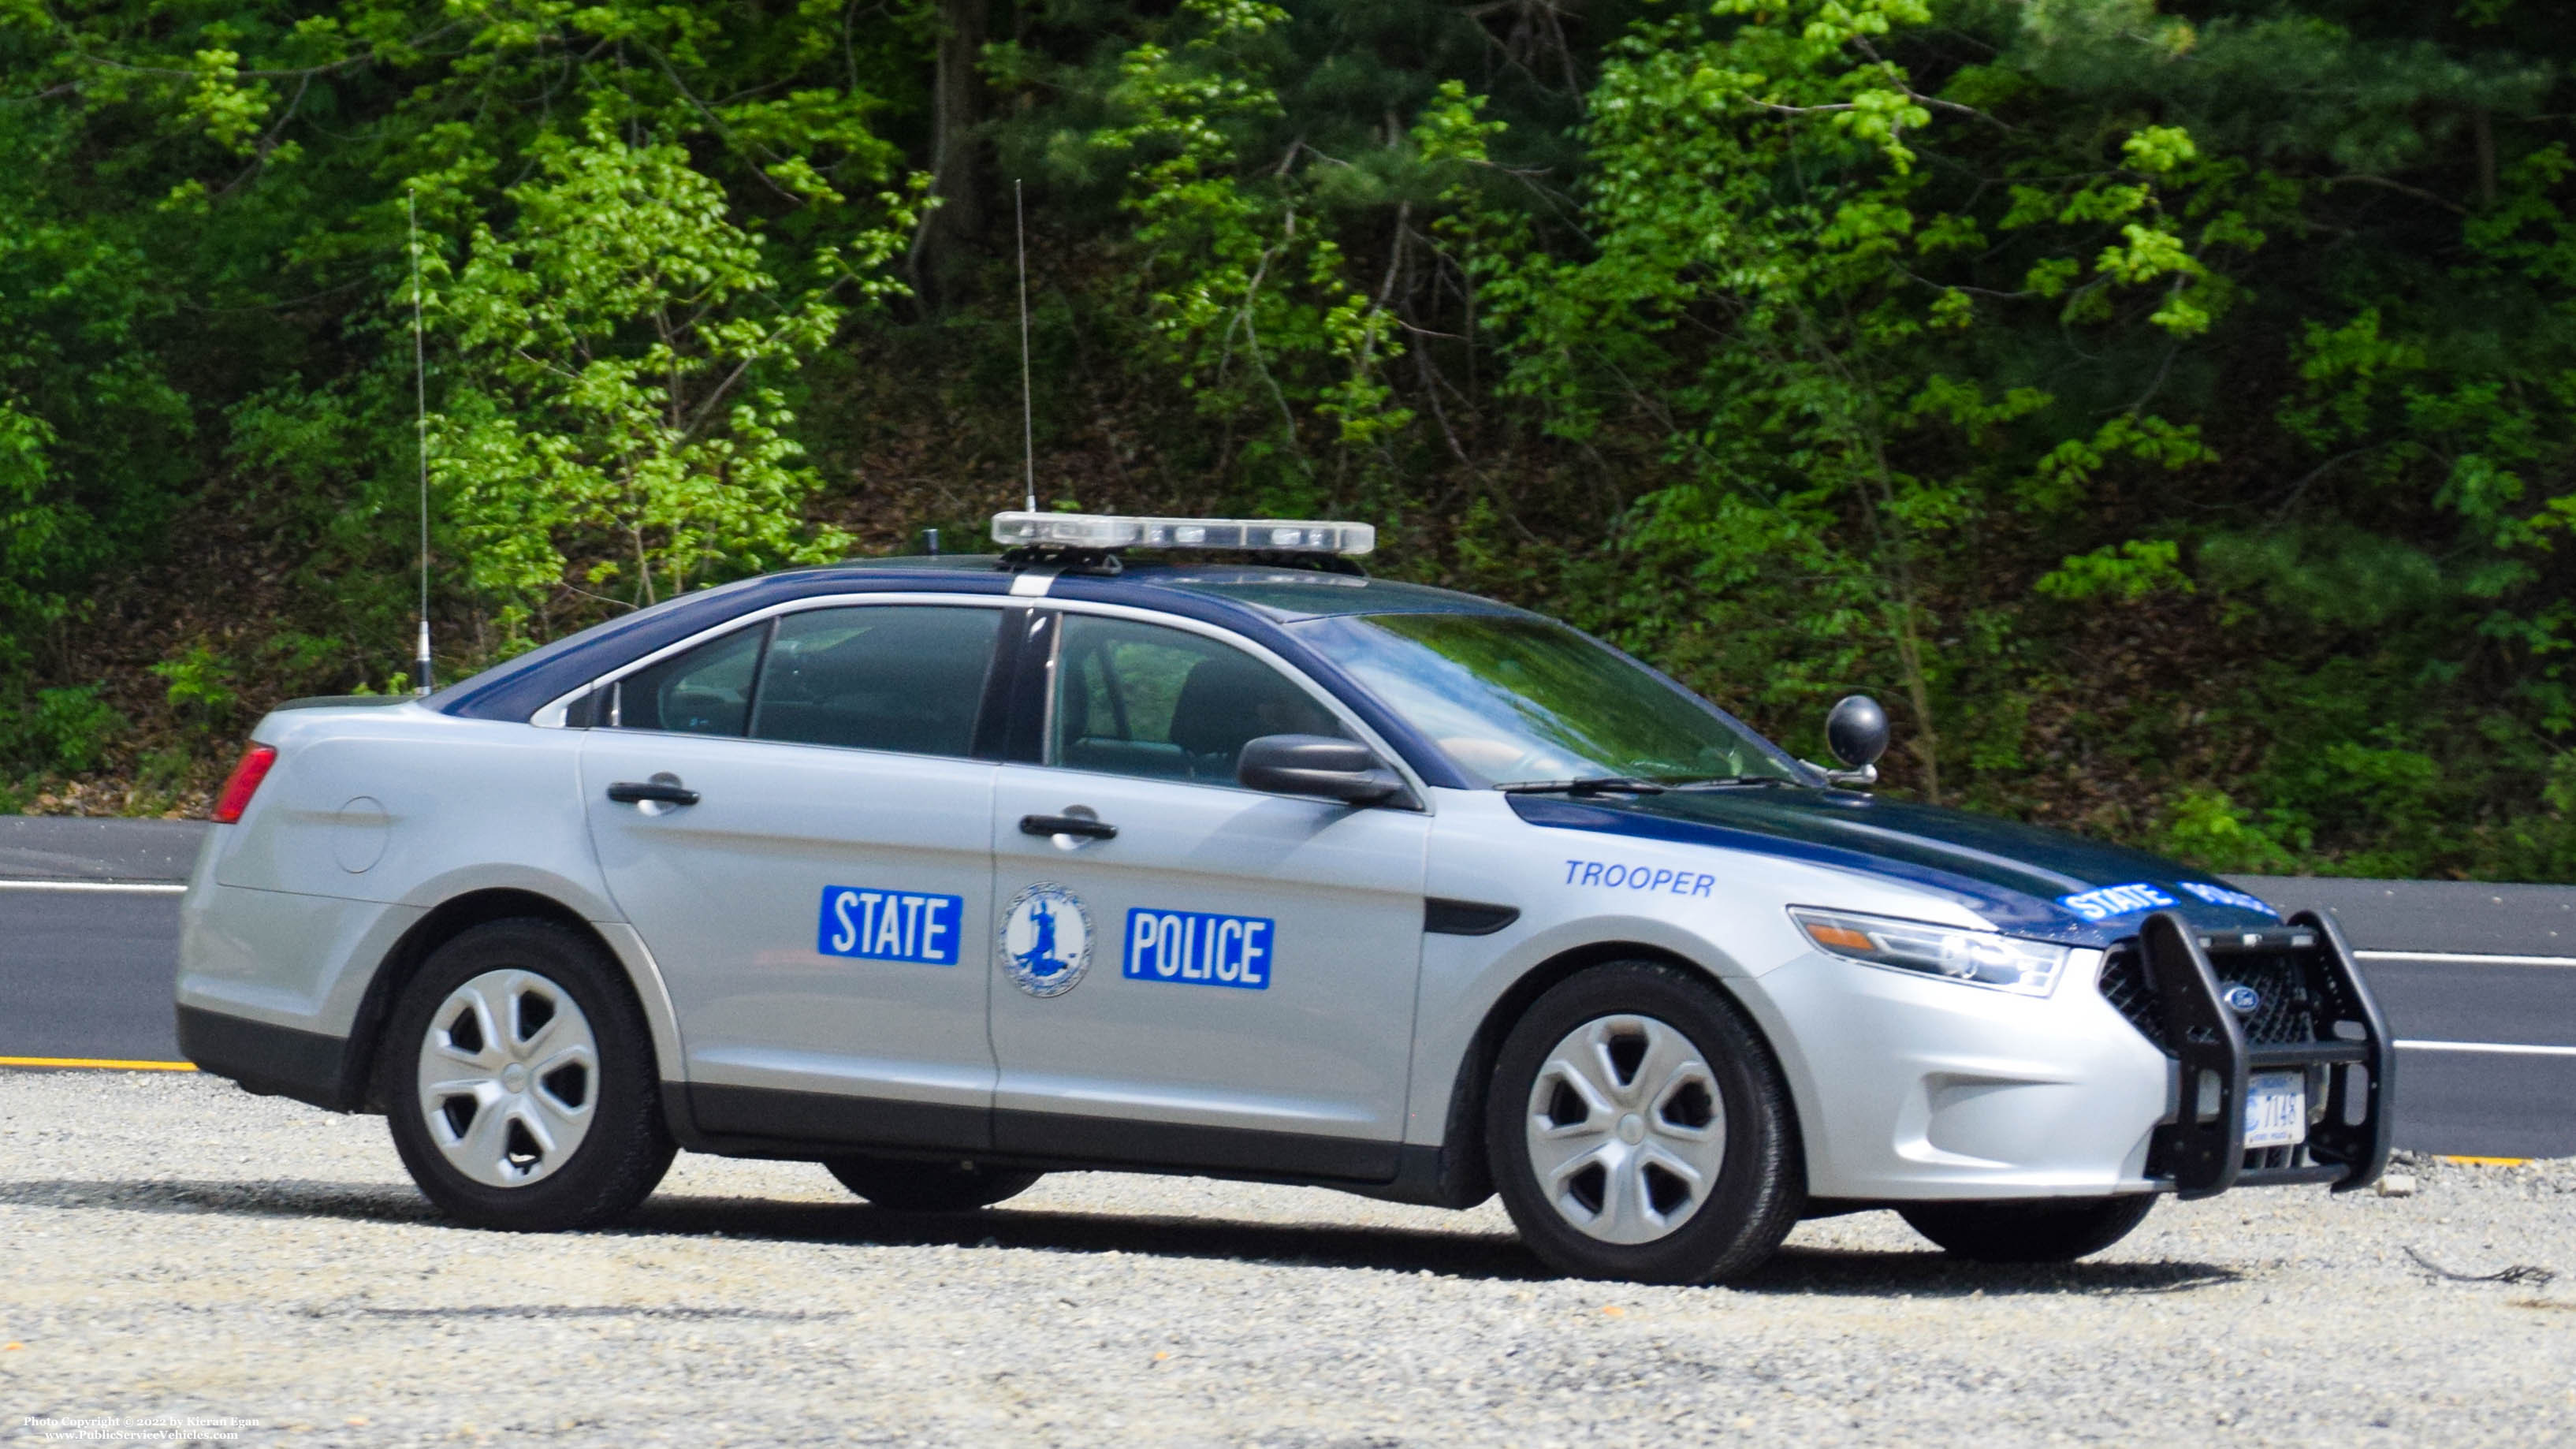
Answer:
1016;178;1035;514
406;187;434;695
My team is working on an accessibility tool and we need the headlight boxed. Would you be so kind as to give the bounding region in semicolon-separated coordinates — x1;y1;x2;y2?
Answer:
1789;907;2072;997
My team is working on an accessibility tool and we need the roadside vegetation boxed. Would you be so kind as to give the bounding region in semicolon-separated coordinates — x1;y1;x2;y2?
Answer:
0;0;2570;880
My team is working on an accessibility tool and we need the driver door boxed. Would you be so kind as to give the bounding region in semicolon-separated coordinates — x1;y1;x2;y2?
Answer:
986;610;1431;1179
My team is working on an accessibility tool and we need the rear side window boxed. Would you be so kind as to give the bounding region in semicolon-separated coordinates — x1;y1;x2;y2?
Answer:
1051;614;1344;784
749;605;1000;758
611;625;765;736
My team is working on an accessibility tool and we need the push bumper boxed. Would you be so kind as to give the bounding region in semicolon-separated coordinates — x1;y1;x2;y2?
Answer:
2136;910;2395;1198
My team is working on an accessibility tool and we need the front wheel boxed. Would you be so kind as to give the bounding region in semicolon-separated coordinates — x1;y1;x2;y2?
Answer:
1485;962;1804;1284
825;1155;1043;1211
384;919;675;1231
1898;1195;2157;1263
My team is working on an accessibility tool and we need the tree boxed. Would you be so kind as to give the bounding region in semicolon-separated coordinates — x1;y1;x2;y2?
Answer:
426;125;909;643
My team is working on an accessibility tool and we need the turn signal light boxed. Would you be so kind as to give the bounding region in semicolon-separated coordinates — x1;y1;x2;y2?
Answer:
210;744;278;824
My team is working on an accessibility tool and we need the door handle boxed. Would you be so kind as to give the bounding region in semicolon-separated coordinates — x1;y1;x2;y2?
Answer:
608;780;701;806
1021;813;1116;840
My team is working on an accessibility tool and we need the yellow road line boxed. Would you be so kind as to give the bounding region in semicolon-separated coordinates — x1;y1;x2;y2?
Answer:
2442;1155;2531;1167
0;1056;196;1071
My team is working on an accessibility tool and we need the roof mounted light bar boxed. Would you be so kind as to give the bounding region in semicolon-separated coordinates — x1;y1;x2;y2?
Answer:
991;512;1375;557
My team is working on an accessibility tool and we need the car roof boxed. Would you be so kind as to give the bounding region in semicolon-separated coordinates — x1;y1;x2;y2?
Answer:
423;556;1524;724
1128;566;1529;621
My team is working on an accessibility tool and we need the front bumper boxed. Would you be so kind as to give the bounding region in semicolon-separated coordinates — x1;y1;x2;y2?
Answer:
1751;944;2174;1202
1749;906;2393;1204
2131;909;2395;1198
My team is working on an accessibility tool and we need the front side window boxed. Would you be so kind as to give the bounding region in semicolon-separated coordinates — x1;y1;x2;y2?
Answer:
749;605;999;758
1051;615;1346;784
1290;612;1805;788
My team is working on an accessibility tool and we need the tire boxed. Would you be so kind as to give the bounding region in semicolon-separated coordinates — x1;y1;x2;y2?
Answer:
384;918;676;1231
1898;1195;2157;1263
1485;961;1804;1284
824;1155;1044;1212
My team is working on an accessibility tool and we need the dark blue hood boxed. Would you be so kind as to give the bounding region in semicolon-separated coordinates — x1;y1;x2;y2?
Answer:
1510;787;2280;947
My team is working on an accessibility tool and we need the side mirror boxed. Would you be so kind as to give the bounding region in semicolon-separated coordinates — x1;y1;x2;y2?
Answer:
1238;734;1410;806
1819;695;1889;788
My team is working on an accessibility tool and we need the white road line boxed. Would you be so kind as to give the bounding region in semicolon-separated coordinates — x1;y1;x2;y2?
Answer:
2396;1039;2576;1058
2356;949;2576;968
0;880;186;894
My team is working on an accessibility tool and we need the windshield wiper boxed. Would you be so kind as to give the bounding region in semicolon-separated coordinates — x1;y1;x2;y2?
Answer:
1667;775;1804;791
1498;777;1670;797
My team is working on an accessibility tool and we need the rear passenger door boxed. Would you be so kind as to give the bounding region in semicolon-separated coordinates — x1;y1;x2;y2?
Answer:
581;600;1007;1150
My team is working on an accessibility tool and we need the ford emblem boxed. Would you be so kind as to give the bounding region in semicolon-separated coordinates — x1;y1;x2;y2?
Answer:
2220;983;2261;1016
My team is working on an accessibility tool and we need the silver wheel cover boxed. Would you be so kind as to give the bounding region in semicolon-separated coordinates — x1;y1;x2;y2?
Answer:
1524;1013;1727;1245
415;968;600;1189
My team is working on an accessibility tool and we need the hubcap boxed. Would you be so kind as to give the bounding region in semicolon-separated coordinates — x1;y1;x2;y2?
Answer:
1524;1014;1725;1245
416;969;599;1189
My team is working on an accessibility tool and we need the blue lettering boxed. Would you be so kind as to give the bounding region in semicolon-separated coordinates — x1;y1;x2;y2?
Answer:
2176;881;2280;918
1563;859;1725;900
1215;919;1243;982
1240;921;1269;985
817;885;963;965
828;891;861;953
1128;912;1160;977
1122;908;1275;990
2057;882;2178;923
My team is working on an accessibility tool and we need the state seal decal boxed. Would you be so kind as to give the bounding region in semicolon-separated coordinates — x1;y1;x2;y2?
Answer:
1000;883;1093;997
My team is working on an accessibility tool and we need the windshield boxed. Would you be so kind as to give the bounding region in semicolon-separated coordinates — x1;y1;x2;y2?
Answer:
1290;612;1808;788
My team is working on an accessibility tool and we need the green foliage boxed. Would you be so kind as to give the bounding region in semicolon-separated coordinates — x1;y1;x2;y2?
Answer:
2034;540;2192;603
1070;0;1446;491
2151;786;2306;876
426;124;896;639
149;643;240;728
0;0;2567;877
3;684;122;775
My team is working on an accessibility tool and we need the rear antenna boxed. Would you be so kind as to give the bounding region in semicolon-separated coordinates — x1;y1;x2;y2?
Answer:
1016;177;1036;515
406;185;434;695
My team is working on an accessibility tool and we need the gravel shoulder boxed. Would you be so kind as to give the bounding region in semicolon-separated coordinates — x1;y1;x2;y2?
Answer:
3;1072;2573;1447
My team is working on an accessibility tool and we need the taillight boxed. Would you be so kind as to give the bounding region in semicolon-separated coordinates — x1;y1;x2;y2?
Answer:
210;744;278;824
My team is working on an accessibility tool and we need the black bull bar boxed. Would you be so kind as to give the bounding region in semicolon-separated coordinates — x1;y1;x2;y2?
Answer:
2138;909;2395;1199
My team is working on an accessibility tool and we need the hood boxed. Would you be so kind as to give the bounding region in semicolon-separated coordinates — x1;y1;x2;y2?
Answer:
1508;786;2280;947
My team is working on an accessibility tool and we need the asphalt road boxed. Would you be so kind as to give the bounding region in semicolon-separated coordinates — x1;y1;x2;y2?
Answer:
1;818;2568;1154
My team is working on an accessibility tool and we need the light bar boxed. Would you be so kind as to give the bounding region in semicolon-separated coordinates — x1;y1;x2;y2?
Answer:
991;512;1375;557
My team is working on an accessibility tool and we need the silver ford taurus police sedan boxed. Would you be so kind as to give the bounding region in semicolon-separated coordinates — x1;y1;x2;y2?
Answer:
176;512;2392;1283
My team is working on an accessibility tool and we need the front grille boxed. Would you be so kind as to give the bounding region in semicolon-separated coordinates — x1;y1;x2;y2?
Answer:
2097;933;2356;1052
2210;948;2319;1045
2097;944;2165;1049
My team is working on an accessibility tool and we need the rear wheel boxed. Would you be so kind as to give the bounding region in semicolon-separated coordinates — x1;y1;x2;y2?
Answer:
1898;1195;2157;1263
385;919;674;1231
824;1155;1043;1211
1486;962;1804;1284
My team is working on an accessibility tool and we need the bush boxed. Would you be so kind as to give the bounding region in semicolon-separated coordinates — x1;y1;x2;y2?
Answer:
6;685;124;776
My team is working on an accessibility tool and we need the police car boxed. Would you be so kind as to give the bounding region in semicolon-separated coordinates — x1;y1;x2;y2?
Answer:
175;512;2392;1283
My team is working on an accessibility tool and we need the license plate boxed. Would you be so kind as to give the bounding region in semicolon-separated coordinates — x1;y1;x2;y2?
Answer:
2244;1071;2306;1149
